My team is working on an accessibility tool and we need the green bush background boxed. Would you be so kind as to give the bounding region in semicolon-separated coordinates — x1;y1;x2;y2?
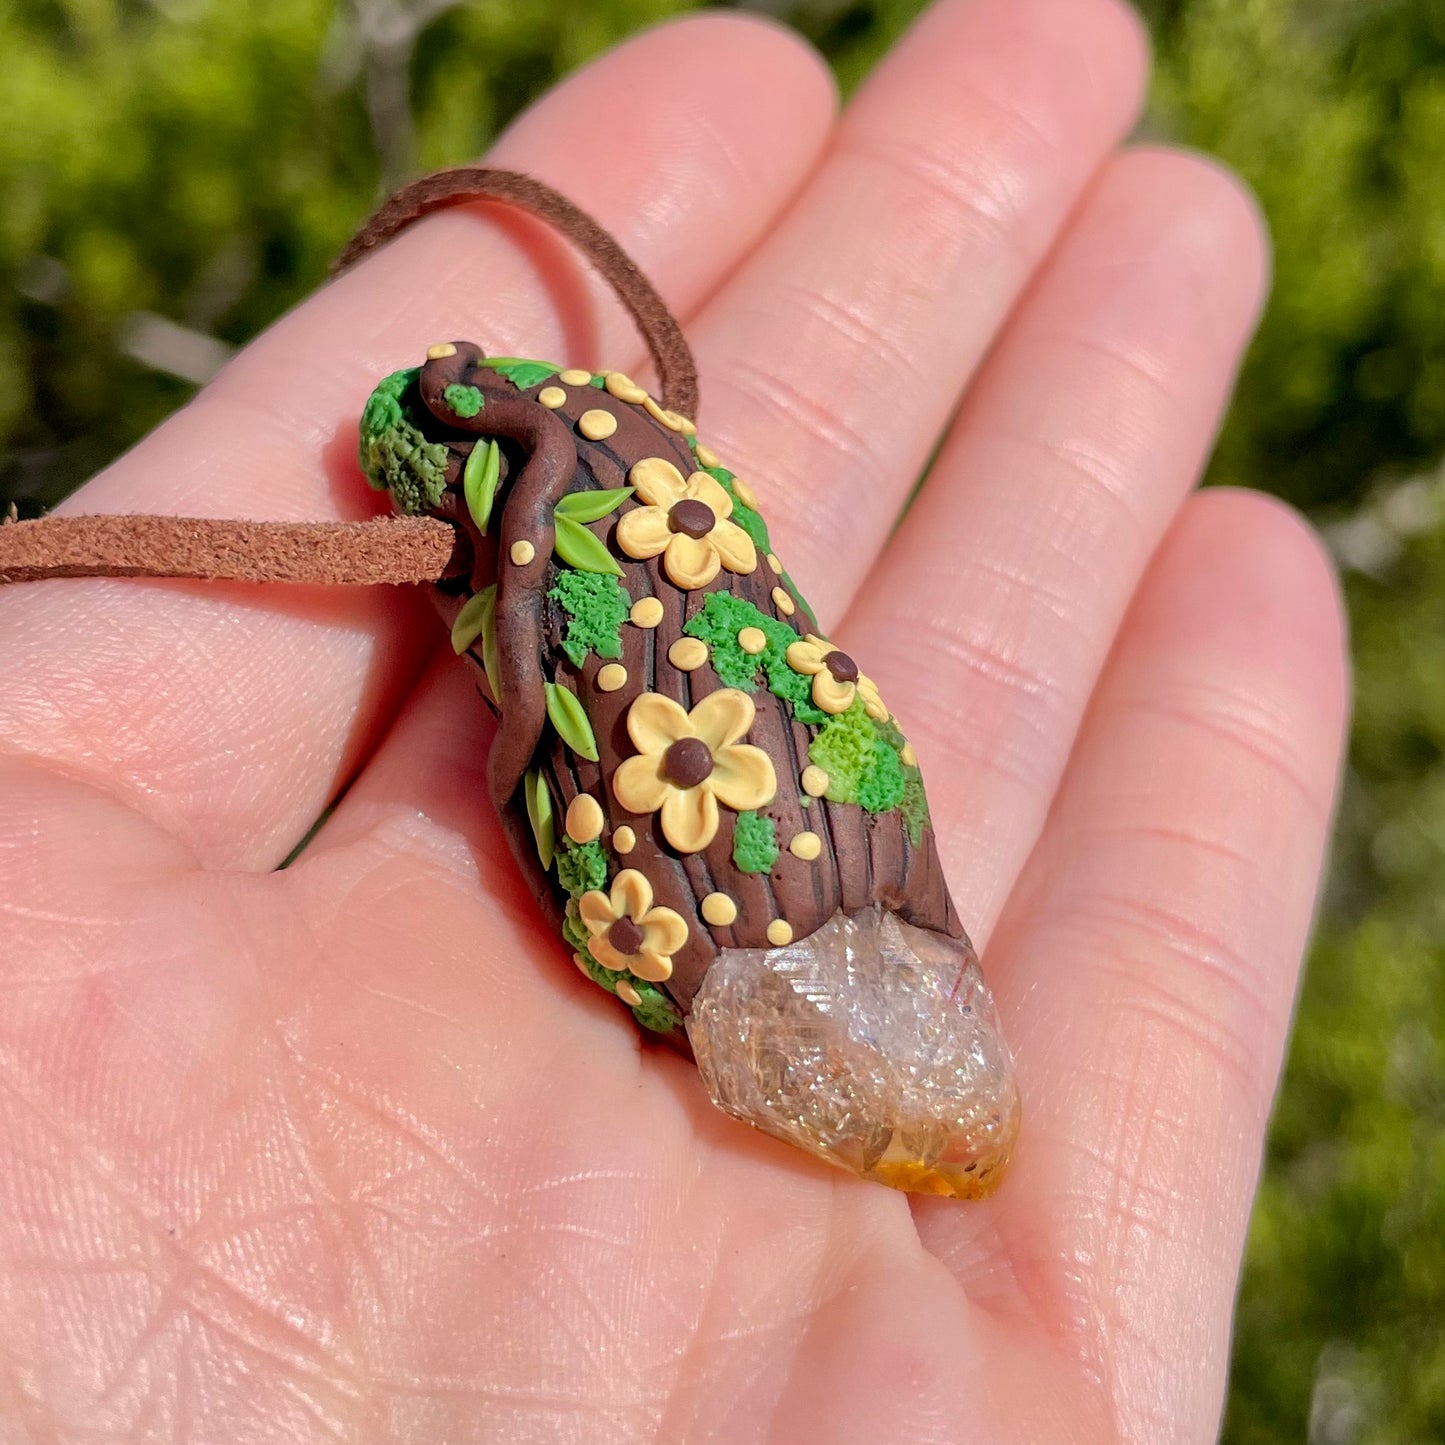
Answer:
1;0;1441;1437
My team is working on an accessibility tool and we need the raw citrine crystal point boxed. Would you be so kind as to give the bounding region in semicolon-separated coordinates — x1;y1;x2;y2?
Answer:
686;909;1019;1198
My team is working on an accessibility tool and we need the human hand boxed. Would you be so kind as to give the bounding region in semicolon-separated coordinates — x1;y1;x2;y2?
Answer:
0;3;1348;1441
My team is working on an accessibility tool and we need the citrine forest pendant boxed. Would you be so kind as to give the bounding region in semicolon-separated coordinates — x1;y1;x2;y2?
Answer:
0;168;1019;1197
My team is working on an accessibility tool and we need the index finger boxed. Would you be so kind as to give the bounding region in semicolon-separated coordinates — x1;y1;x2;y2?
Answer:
0;16;836;870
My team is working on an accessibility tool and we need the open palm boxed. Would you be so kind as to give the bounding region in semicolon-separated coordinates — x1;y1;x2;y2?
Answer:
0;4;1348;1441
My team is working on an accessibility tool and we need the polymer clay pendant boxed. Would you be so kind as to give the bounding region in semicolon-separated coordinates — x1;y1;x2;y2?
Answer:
0;169;1019;1198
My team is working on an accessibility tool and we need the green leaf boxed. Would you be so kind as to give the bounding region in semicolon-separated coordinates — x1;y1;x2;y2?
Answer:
524;769;556;871
554;486;633;523
553;514;623;575
478;357;560;391
545;682;600;762
450;588;491;655
462;439;501;534
480;586;502;705
451;587;501;704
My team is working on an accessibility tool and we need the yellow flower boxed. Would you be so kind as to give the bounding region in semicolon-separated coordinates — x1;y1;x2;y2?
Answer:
785;634;889;719
612;689;776;853
616;457;757;590
578;869;688;982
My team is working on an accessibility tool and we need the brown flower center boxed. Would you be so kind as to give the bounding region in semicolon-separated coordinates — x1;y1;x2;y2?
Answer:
824;650;859;684
667;499;716;539
607;916;645;956
663;736;714;788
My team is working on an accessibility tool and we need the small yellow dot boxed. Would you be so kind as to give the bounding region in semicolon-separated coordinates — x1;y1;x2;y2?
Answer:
578;408;618;441
426;342;457;359
733;478;759;510
596;663;628;692
694;442;720;469
738;627;767;655
605;371;647;403
616;979;642;1007
613;825;636;854
630;597;664;629
766;553;783;574
789;831;822;861
766;919;794;947
772;587;795;617
559;368;593;386
900;741;918;767
668;637;708;671
565;793;604;844
801;765;829;798
701;893;738;927
538;386;568;409
510;540;536;566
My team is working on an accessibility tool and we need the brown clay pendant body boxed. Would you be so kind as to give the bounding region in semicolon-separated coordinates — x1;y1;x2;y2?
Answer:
0;169;1019;1198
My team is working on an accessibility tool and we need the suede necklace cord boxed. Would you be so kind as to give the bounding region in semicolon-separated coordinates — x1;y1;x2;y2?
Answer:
335;168;699;421
0;514;465;588
0;167;698;590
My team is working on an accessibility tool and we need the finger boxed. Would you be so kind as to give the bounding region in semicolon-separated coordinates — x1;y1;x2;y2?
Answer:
683;0;1150;622
838;148;1271;939
310;647;505;862
0;16;836;871
919;491;1349;1441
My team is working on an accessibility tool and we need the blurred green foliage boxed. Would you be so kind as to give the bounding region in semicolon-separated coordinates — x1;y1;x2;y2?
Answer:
0;0;683;505
1;0;1442;1438
1135;5;1445;1439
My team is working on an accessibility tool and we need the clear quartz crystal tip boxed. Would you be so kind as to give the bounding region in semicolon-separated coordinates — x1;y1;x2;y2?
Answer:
687;909;1019;1198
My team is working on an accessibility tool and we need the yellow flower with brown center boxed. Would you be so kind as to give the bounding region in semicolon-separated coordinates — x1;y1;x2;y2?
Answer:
616;458;757;590
577;869;688;983
785;634;889;719
612;689;776;853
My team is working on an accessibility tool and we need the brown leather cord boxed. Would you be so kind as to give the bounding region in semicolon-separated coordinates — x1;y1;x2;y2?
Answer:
333;167;700;420
0;514;463;587
1;166;696;591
